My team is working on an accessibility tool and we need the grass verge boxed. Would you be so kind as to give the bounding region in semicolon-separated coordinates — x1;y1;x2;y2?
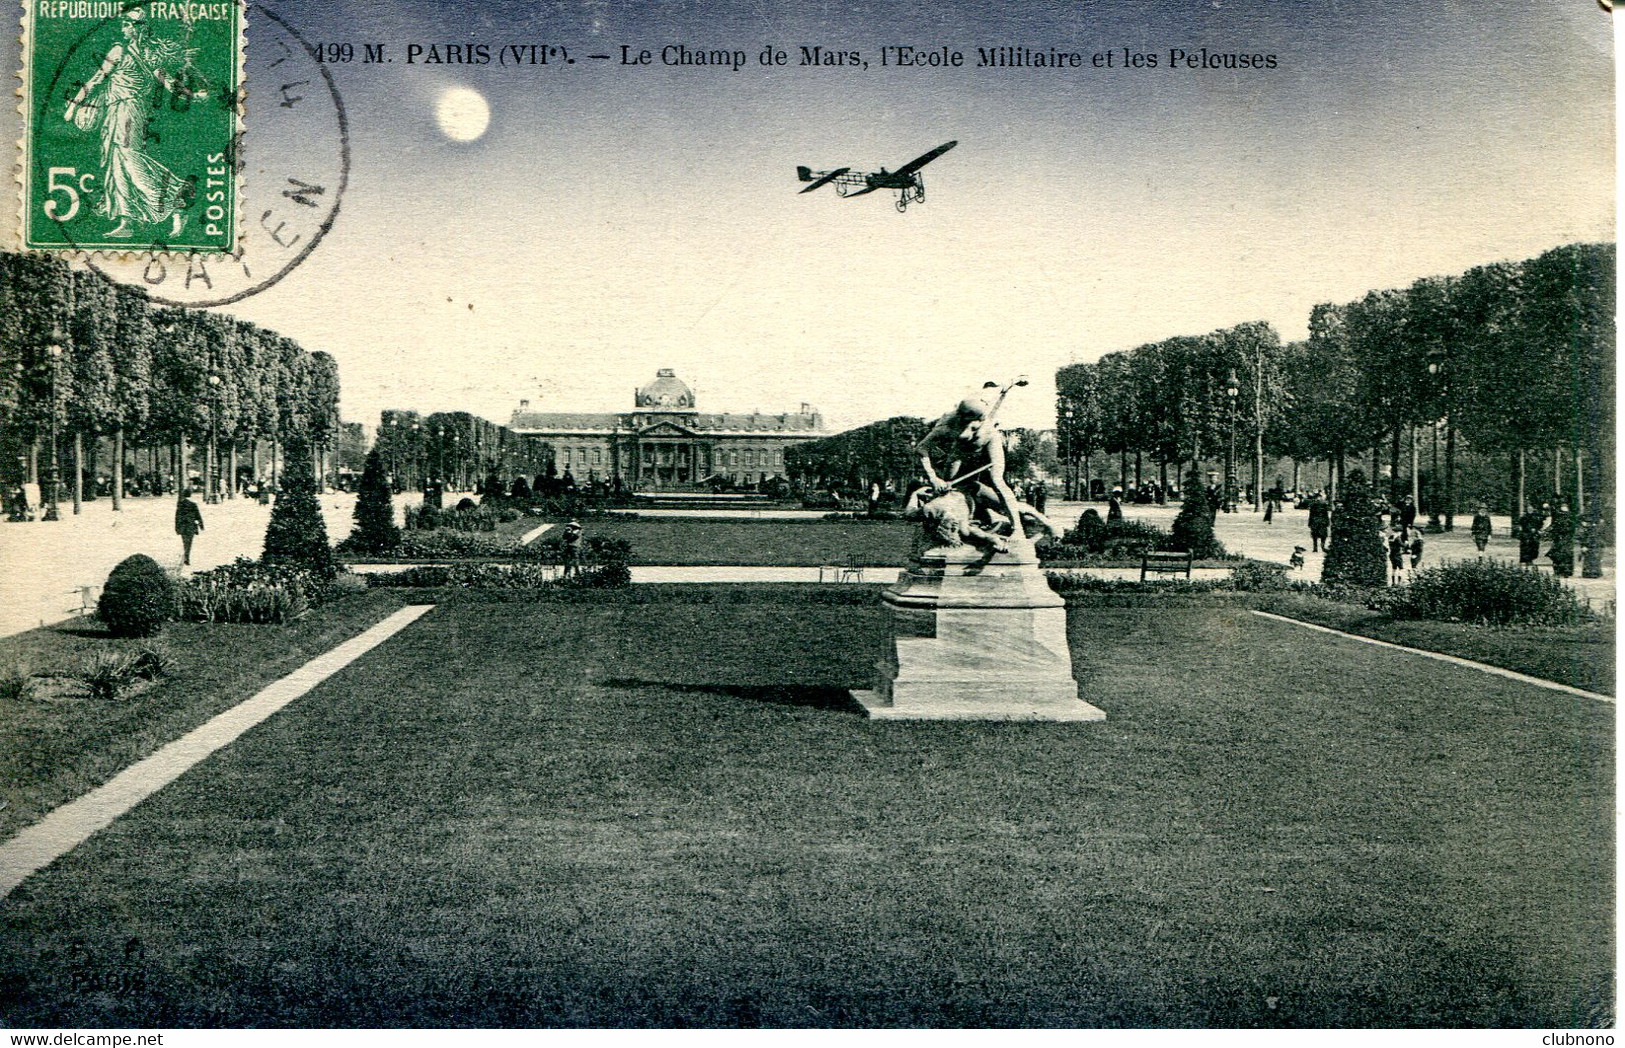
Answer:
568;516;915;566
0;591;408;840
1254;592;1615;696
0;589;1610;1027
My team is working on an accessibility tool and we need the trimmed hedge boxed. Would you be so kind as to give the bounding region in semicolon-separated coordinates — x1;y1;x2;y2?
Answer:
1377;559;1597;626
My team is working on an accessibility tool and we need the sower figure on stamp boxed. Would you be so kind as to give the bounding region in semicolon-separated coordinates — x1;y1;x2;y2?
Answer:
63;8;206;240
912;378;1056;544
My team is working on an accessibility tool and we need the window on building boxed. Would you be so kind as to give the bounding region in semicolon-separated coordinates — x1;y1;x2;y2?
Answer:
593;449;602;465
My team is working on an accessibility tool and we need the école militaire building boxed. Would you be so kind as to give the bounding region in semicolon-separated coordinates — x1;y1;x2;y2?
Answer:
507;369;826;490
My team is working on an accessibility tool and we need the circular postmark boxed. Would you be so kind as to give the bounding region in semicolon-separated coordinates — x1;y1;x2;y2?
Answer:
33;0;348;306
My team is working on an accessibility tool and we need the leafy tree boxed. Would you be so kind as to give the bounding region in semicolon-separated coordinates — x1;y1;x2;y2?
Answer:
108;284;156;505
1321;470;1386;587
262;431;336;578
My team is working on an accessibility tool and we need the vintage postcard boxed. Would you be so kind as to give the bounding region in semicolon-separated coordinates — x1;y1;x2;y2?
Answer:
0;0;1615;1033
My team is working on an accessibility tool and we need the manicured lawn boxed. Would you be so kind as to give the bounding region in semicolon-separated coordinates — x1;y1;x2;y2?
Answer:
0;586;1610;1027
1255;593;1616;696
577;517;915;566
0;592;409;840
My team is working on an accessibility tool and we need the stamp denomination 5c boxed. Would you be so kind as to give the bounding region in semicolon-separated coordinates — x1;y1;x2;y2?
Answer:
20;0;244;253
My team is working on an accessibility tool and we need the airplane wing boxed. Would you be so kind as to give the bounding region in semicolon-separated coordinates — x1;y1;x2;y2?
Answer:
894;140;958;177
798;166;851;193
841;184;880;197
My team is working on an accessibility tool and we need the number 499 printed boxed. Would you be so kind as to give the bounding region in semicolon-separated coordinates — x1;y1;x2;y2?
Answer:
23;1;242;253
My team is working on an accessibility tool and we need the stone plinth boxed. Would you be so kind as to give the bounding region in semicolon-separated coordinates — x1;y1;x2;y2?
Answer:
852;537;1105;722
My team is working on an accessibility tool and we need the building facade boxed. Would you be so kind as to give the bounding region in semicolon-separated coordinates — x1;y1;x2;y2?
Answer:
508;369;825;490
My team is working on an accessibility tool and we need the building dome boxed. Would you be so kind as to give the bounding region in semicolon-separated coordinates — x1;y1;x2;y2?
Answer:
636;368;695;409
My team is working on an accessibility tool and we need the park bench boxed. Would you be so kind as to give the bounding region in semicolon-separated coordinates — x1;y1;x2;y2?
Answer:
1140;549;1193;582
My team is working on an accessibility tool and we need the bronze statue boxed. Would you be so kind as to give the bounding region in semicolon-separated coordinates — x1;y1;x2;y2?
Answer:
911;378;1056;545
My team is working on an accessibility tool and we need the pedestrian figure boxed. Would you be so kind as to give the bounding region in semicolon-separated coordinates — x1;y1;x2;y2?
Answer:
1307;496;1330;552
1471;501;1492;555
1107;491;1123;522
1548;503;1575;578
1517;506;1545;566
175;488;204;566
560;520;583;578
1387;527;1410;585
1263;497;1275;524
1399;495;1417;530
868;481;881;517
1408;529;1424;570
1288;545;1306;571
1033;482;1047;514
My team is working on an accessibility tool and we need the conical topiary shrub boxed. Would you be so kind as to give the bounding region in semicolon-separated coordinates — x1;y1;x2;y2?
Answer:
264;432;337;579
1171;475;1224;558
99;554;176;637
347;446;399;556
1321;470;1387;587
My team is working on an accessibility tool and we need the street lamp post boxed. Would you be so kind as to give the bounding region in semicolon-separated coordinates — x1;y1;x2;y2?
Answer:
44;335;63;521
206;372;221;503
1061;403;1076;499
411;421;422;491
1224;369;1239;513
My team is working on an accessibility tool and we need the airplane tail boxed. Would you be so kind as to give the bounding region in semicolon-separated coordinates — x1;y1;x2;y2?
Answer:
796;165;813;182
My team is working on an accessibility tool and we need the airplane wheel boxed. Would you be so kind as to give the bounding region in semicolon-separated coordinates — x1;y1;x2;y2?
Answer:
895;196;908;213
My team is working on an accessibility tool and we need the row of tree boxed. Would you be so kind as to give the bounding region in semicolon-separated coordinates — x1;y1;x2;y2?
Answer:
0;251;345;511
783;414;1057;496
373;408;552;493
1056;242;1614;519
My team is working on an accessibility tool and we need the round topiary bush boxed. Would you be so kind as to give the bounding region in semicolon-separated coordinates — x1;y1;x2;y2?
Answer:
98;554;176;637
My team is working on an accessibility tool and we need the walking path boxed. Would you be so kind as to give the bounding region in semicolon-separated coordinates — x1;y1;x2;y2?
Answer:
0;604;437;898
3;492;1611;638
0;490;424;638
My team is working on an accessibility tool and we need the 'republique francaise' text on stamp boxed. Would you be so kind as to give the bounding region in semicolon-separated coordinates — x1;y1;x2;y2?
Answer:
20;0;243;253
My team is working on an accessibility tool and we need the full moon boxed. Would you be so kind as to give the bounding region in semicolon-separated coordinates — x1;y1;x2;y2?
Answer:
435;87;490;142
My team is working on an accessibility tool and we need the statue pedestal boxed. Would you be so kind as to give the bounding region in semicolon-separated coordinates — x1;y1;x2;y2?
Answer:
852;538;1105;722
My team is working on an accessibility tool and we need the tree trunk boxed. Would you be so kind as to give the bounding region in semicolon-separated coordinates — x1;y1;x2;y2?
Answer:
1134;450;1142;488
1516;449;1526;516
1409;426;1419;508
72;432;83;514
27;439;38;485
1553;445;1563;501
229;442;238;497
1444;422;1455;530
1291;459;1300;494
1388;428;1401;503
1253;426;1263;511
112;427;124;510
1576;447;1585;515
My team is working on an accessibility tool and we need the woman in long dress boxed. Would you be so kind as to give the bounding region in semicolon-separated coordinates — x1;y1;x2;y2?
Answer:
63;11;201;238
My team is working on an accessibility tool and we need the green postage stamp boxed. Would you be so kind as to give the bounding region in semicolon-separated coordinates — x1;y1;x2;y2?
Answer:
20;0;243;252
